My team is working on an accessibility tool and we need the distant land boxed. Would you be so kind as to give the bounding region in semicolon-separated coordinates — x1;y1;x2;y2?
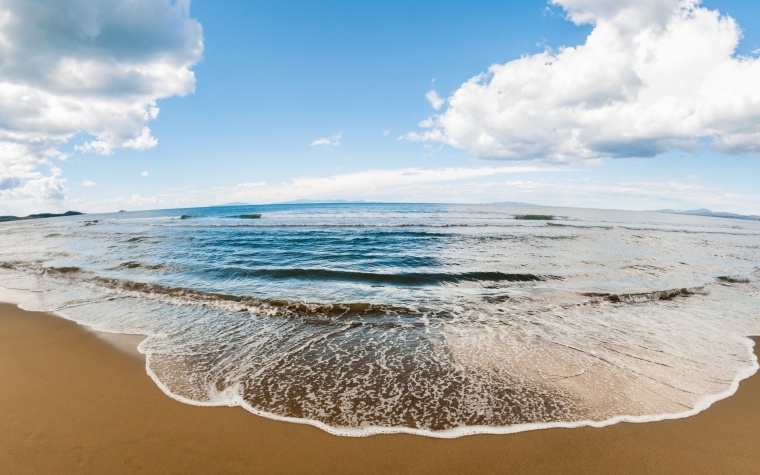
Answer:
219;200;539;206
491;201;539;206
0;211;84;222
655;208;760;221
278;199;370;204
211;200;374;207
211;202;253;207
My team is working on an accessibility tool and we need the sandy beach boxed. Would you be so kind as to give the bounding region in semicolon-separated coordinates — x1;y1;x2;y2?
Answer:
1;302;759;474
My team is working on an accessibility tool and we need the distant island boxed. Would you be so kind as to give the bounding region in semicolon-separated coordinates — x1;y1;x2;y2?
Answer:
492;201;539;206
210;200;375;207
278;199;370;204
0;211;84;222
655;208;760;222
211;202;253;207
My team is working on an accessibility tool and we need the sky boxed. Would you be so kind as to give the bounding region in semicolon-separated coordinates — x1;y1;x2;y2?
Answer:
1;0;760;215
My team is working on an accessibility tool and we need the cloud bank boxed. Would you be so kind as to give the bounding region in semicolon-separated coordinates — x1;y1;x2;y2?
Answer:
218;165;558;204
207;165;758;215
407;0;760;161
0;0;203;208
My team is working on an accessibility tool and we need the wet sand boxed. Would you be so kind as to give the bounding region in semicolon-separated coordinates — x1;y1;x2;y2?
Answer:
1;302;759;474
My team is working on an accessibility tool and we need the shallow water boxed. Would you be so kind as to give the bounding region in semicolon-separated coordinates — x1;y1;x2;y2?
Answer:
1;203;759;436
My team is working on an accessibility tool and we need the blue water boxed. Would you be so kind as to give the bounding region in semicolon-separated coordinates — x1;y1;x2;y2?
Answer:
1;203;760;436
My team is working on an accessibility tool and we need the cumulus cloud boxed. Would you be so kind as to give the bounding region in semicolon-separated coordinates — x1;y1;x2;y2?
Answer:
310;131;343;147
81;180;96;187
141;171;149;177
0;0;203;209
406;0;760;161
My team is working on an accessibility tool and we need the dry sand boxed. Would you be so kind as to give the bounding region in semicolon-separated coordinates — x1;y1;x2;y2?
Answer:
1;301;759;474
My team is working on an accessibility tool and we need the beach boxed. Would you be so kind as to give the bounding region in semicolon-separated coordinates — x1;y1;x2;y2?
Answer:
1;302;759;474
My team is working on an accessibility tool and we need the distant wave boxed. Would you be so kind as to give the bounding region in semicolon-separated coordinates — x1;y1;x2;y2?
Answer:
111;261;171;271
124;236;152;243
617;226;760;236
717;270;759;283
547;222;614;230
583;286;707;304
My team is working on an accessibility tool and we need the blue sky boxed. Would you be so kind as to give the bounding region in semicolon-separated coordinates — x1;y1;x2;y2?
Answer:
1;0;759;214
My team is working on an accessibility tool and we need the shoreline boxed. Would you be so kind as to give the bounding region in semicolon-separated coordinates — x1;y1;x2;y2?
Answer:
2;302;760;473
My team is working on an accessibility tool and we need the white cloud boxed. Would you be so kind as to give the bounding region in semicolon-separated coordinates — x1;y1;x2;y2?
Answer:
0;160;68;211
417;118;435;128
310;131;343;147
141;171;149;177
425;90;445;110
201;165;760;214
382;129;390;137
81;180;97;187
407;0;760;161
0;0;203;211
215;165;559;204
485;176;760;212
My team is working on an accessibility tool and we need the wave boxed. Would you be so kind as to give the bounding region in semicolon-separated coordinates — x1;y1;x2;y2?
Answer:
209;268;553;286
46;266;85;274
199;230;462;249
1;258;552;288
111;261;171;271
717;269;760;284
718;275;752;283
618;226;760;236
1;262;84;275
124;236;154;243
546;222;614;230
89;275;418;322
358;230;450;238
582;286;707;304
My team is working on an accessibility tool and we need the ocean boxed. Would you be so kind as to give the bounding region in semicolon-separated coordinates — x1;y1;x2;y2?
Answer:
1;202;759;437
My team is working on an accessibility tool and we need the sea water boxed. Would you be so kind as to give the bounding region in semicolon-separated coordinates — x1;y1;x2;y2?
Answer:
1;203;759;437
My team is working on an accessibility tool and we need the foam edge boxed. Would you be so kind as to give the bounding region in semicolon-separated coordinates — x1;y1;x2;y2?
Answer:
142;335;760;439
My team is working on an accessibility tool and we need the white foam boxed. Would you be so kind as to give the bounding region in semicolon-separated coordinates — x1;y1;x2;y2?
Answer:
140;335;758;438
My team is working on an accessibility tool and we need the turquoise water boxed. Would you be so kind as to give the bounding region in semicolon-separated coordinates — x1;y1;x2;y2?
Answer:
1;203;759;436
